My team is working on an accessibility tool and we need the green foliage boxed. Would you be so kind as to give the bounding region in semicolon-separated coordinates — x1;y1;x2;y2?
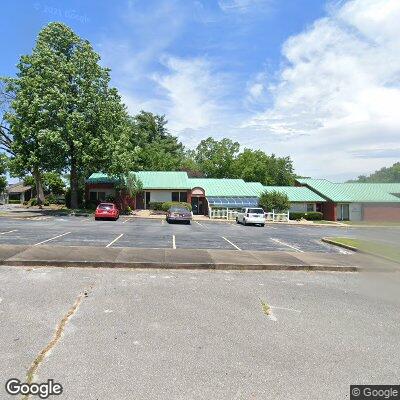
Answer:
0;154;8;193
8;199;21;204
349;162;400;183
7;22;128;208
289;211;323;221
126;172;143;197
195;137;240;178
232;149;295;185
24;172;65;195
148;202;163;211
161;201;192;212
65;187;84;209
259;190;291;213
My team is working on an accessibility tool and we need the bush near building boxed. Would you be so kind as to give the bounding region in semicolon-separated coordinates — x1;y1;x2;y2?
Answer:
161;201;192;212
289;211;323;221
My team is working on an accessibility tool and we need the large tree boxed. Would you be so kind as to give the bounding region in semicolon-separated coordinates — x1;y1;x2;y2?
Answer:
0;154;7;194
6;23;128;208
194;137;240;178
349;162;400;183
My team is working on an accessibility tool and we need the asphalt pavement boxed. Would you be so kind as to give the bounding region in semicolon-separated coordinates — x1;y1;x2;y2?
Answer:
0;266;399;400
0;215;357;253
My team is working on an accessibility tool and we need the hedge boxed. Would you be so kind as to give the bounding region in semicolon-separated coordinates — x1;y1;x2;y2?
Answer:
8;199;21;204
161;201;192;212
289;211;323;221
148;202;164;211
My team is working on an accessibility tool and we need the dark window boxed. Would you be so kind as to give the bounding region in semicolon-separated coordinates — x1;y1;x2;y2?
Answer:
145;192;150;206
179;192;187;202
89;192;97;202
98;192;106;201
172;192;179;201
307;203;314;212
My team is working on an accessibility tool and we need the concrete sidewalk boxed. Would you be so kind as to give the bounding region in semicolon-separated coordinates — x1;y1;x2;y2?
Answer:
0;243;369;271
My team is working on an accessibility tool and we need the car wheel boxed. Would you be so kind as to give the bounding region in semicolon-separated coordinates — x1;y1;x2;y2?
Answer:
260;224;265;227
166;218;170;223
187;220;191;225
95;217;99;221
243;219;247;226
236;217;239;224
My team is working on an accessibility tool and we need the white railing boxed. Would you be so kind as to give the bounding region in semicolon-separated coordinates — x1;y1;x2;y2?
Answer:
209;208;238;220
265;210;289;222
209;208;289;222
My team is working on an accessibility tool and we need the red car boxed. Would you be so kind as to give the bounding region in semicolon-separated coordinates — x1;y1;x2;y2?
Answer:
95;203;119;221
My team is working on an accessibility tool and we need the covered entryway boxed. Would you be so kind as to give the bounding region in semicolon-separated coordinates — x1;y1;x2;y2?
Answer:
191;187;206;215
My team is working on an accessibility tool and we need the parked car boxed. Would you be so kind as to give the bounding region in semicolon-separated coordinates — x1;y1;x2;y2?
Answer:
95;203;120;221
166;206;192;224
236;207;265;226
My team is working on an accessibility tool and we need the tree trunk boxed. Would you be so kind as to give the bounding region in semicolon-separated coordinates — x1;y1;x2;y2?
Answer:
70;160;79;209
33;166;45;206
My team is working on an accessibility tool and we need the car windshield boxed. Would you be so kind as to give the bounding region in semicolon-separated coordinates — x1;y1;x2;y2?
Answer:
170;207;188;213
248;208;264;214
98;204;113;210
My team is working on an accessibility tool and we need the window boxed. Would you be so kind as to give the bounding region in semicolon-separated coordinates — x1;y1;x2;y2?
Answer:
179;192;187;202
145;192;150;206
306;203;314;212
89;191;106;201
172;192;179;201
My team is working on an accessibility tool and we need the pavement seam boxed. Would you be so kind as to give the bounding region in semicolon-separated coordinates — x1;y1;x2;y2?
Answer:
23;287;91;396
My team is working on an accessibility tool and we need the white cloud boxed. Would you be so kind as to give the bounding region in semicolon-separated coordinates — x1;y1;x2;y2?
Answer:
218;0;273;13
244;0;400;179
152;56;226;132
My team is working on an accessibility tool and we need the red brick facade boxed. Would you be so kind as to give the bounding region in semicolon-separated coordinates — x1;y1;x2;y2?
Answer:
363;203;400;221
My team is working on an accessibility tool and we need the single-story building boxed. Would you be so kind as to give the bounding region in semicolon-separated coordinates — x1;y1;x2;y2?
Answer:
86;171;325;217
5;182;33;204
296;178;400;221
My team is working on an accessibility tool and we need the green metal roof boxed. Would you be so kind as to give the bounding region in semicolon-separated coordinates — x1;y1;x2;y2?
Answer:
262;186;326;202
188;178;263;197
86;173;119;184
134;171;190;189
296;178;400;203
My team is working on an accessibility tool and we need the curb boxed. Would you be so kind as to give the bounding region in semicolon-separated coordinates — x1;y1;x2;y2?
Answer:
1;259;359;272
321;238;358;252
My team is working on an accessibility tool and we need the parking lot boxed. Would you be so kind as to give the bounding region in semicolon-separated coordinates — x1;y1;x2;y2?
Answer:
0;216;356;253
1;265;399;399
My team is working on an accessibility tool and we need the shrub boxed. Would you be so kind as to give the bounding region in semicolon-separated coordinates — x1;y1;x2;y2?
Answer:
161;201;192;212
259;190;291;213
289;211;323;221
8;199;21;204
148;202;163;211
46;194;58;204
105;194;115;203
27;198;38;207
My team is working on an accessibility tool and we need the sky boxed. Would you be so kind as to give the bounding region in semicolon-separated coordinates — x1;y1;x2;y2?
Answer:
1;0;400;182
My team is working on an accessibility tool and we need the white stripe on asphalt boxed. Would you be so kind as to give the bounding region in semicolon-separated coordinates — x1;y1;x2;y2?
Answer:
222;236;242;251
34;232;71;246
172;235;176;249
195;221;208;228
271;238;304;253
0;230;18;235
123;218;129;224
106;234;124;248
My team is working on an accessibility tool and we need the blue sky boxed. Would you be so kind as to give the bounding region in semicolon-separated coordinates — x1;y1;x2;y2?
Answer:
1;0;400;181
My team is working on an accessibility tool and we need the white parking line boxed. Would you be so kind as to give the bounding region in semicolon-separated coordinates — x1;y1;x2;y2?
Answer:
33;232;71;246
106;234;124;248
122;218;130;224
161;219;165;225
222;236;242;251
194;221;208;228
172;235;176;249
271;238;304;253
0;230;18;235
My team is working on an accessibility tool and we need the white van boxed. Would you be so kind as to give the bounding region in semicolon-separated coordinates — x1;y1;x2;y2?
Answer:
236;207;265;226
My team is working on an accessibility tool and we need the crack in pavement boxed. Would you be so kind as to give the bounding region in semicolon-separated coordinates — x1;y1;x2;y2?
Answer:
22;285;93;399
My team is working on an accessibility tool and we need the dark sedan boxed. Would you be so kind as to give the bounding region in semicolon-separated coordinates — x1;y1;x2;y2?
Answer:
166;207;192;224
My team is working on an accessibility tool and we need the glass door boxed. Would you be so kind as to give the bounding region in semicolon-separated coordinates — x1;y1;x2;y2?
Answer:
339;204;350;220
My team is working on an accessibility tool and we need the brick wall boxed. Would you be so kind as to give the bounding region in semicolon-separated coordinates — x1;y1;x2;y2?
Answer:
322;202;337;221
363;203;400;221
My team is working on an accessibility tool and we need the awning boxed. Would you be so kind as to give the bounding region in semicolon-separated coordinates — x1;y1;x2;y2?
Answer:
207;197;259;208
